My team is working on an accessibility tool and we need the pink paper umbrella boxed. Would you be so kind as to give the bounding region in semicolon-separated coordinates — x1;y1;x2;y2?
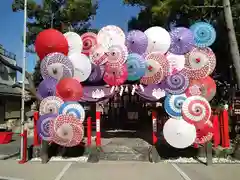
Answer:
195;120;213;145
185;76;216;101
89;44;108;65
181;47;216;79
105;44;128;67
181;96;211;128
103;63;128;86
49;114;84;147
140;52;169;85
81;32;97;56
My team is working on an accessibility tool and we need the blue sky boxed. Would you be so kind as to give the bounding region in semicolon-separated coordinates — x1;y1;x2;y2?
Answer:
0;0;140;81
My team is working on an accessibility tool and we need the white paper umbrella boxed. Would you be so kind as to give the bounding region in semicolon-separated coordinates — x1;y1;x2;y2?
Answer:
97;25;126;49
144;26;171;54
64;32;83;55
165;53;185;75
163;118;196;149
69;53;92;82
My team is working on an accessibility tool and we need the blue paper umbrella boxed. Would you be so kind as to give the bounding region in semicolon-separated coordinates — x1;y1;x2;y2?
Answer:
59;102;85;122
126;53;147;81
164;94;187;118
190;22;216;48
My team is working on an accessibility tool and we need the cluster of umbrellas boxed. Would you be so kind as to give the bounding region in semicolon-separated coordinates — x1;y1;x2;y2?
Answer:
35;21;217;148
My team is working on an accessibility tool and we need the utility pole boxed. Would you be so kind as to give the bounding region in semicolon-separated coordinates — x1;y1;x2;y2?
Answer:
20;0;27;163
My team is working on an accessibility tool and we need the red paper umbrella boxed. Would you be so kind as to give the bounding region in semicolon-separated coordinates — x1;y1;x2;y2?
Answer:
195;120;213;145
35;29;68;60
103;63;128;86
49;115;84;147
81;32;97;56
140;52;169;85
181;47;216;79
185;76;216;101
182;96;211;128
56;78;83;101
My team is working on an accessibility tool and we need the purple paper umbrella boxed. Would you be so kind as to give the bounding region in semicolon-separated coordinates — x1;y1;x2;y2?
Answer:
169;27;194;55
136;84;166;101
126;30;148;55
37;78;58;100
163;72;189;95
37;113;57;141
80;86;115;102
87;64;105;83
83;86;114;98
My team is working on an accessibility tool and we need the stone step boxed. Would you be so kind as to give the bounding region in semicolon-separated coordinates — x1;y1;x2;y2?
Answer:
99;144;150;161
99;151;149;161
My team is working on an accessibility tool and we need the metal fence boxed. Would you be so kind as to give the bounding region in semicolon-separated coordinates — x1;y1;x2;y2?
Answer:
0;45;16;60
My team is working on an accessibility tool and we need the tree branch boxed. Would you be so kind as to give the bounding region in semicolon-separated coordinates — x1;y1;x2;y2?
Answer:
0;55;37;98
192;6;224;8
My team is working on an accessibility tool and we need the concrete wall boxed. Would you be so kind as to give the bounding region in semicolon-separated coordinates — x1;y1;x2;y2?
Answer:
0;96;31;133
5;97;21;120
0;46;32;133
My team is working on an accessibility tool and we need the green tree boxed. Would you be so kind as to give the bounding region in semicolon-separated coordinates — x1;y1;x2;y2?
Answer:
0;0;98;97
12;0;98;53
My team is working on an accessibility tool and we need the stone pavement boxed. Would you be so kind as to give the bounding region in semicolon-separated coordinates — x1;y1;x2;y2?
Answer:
0;160;240;180
177;163;240;180
0;134;33;160
0;160;68;180
60;161;182;180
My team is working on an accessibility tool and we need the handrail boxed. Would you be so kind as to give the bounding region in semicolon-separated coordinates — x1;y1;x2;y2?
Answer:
0;46;16;60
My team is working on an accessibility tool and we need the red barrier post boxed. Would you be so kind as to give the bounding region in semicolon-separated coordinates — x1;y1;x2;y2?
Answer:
87;117;92;147
33;111;40;146
152;111;158;145
18;130;28;164
96;111;101;147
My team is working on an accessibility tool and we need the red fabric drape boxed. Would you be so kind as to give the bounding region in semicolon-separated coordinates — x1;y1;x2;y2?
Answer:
222;109;230;148
212;114;220;147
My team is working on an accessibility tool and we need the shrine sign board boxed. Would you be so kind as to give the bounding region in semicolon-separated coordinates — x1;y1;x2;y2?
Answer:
233;97;240;115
